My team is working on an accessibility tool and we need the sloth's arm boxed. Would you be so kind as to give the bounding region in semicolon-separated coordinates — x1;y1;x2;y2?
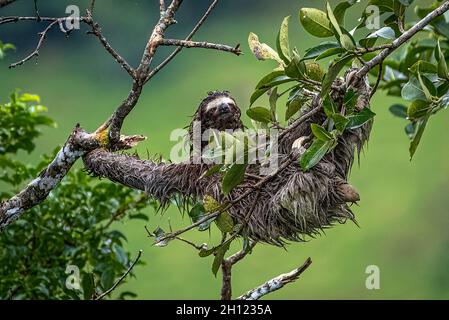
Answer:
83;149;211;203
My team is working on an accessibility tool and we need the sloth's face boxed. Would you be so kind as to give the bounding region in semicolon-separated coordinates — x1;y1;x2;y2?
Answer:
202;96;241;131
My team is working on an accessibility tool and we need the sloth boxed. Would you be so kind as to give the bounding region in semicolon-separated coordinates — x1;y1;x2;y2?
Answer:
84;77;371;246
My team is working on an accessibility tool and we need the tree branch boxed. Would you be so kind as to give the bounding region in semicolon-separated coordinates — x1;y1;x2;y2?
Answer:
355;0;449;83
0;0;17;8
95;249;143;300
84;14;135;78
160;39;241;55
221;241;257;300
89;0;97;14
237;257;312;300
9;20;59;69
0;126;143;230
0;126;98;230
0;0;239;228
145;0;220;83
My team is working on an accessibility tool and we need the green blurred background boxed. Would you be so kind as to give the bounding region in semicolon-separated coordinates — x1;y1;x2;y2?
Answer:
1;0;448;299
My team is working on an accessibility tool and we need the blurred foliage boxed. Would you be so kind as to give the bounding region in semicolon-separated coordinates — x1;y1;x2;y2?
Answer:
0;40;14;59
0;92;151;299
0;91;55;155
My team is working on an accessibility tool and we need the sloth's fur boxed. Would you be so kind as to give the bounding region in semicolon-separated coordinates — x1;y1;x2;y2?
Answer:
84;73;372;245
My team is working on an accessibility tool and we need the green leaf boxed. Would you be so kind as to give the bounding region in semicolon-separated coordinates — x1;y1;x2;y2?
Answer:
340;34;355;50
215;212;234;233
246;107;272;123
101;269;115;290
189;203;206;220
129;213;149;221
311;123;333;141
346;107;376;129
285;56;306;79
389;104;408;118
222;163;248;195
367;26;396;40
258;75;295;90
332;113;349;132
250;89;269;106
248;32;283;64
402;76;426;101
326;2;343;37
0;41;15;59
269;87;278;121
417;70;433;101
82;273;95;300
437;81;449;97
409;61;437;75
320;55;354;97
302;42;341;60
323;95;338;117
316;47;347;60
285;94;308;121
112;243;128;266
19;93;41;103
300;139;333;171
437;40;449;79
199;164;222;180
343;88;358;113
299;8;334;38
334;0;356;24
199;246;216;257
212;242;231;277
409;115;429;159
255;71;285;89
407;100;431;120
277;16;291;65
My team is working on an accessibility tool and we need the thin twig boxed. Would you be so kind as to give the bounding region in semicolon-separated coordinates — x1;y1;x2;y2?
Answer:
278;104;321;141
160;39;241;55
145;0;220;83
85;17;135;78
356;44;392;54
370;62;383;99
33;0;41;21
237;257;312;300
175;237;207;251
9;20;58;69
221;241;257;300
89;0;96;14
95;250;143;300
0;0;17;8
0;16;84;25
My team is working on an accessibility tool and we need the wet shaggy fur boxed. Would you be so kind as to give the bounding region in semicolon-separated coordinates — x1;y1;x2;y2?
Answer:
84;81;372;245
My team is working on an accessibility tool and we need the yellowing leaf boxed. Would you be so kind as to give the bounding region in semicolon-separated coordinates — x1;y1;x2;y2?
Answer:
248;32;283;65
277;16;291;64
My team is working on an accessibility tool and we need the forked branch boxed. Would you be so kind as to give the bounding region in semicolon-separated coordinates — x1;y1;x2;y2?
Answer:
0;0;240;230
237;258;312;300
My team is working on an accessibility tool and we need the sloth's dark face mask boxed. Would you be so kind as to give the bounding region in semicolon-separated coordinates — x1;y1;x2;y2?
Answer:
201;95;242;132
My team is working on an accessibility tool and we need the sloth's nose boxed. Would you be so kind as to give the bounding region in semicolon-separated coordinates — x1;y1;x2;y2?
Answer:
218;103;230;113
